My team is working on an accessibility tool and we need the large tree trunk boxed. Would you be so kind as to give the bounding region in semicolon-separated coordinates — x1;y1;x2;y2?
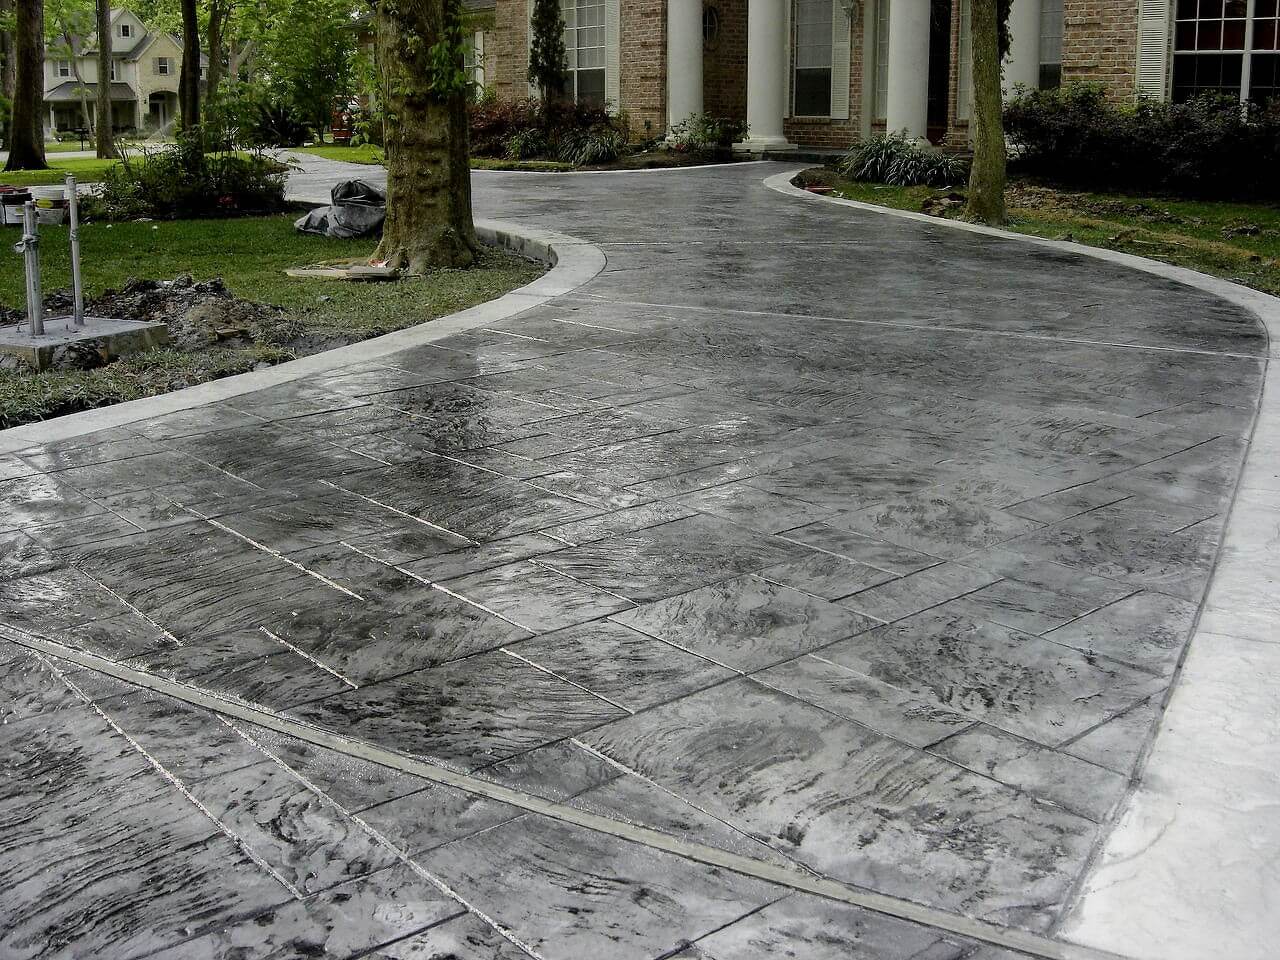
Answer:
373;0;477;273
179;0;200;130
1;0;16;110
95;0;116;156
965;0;1007;224
4;0;45;170
206;0;225;101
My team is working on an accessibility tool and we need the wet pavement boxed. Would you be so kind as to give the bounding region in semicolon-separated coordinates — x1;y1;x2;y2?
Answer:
0;160;1266;959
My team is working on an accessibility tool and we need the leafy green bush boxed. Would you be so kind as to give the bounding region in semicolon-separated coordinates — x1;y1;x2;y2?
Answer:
667;114;748;158
250;101;311;148
89;133;288;221
556;126;626;165
1004;84;1280;199
839;133;970;187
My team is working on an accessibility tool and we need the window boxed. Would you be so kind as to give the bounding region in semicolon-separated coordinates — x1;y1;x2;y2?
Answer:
154;56;172;76
1039;0;1064;87
463;31;485;97
1172;0;1279;101
109;60;117;81
562;0;606;106
56;60;72;78
118;22;132;38
874;0;891;120
794;0;834;115
957;0;972;119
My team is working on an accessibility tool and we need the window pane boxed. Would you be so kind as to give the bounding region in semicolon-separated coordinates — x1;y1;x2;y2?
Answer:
1257;0;1278;16
1222;18;1245;47
1200;0;1223;17
1039;0;1063;66
1255;19;1278;49
794;67;832;115
1250;52;1280;100
577;67;605;107
1172;51;1243;100
875;0;891;119
1198;20;1223;48
1177;0;1197;17
794;0;834;69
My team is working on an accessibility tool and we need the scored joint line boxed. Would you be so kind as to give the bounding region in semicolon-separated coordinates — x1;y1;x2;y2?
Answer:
0;624;1128;960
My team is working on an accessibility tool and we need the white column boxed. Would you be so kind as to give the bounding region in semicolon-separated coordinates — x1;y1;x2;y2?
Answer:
885;0;931;140
667;0;704;131
1003;0;1043;97
738;0;795;152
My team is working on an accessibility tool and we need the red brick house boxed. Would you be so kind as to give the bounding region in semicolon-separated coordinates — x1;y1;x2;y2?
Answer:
466;0;1280;149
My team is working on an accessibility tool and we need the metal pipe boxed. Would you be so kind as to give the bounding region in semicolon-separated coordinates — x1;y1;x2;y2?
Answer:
21;202;43;337
66;175;84;328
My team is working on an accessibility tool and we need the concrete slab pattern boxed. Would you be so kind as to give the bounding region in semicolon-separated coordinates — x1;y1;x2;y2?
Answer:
0;157;1272;959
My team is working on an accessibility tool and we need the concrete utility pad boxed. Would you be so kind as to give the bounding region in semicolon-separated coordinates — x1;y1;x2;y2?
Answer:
0;316;168;370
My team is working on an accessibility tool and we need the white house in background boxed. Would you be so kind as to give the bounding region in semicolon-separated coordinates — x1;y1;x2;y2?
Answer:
43;8;203;136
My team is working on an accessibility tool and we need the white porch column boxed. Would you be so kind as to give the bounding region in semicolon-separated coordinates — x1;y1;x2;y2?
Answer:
738;0;794;152
885;0;930;140
667;0;704;131
1003;0;1043;96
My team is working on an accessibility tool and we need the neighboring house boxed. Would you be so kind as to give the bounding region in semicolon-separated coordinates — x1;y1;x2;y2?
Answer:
466;0;1280;150
43;8;204;136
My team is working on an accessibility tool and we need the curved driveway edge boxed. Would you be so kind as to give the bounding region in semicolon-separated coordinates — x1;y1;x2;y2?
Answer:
0;220;606;455
767;169;1280;960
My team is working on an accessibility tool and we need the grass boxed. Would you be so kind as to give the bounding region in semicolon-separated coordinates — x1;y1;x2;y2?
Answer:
291;143;386;165
0;156;122;186
812;172;1280;297
0;214;543;428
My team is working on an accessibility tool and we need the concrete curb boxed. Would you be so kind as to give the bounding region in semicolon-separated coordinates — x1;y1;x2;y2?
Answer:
766;168;1280;960
0;219;605;454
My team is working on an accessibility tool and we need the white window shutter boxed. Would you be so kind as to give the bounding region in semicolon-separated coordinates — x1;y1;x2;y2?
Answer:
475;30;485;87
830;2;852;119
1136;0;1171;100
605;0;621;109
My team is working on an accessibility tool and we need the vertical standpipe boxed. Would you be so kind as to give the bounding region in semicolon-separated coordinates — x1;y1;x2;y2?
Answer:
21;202;43;337
66;175;84;327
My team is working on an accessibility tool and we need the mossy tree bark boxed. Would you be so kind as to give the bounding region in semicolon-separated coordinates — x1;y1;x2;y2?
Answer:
372;0;477;273
94;0;117;158
965;0;1007;225
179;0;201;130
3;0;46;171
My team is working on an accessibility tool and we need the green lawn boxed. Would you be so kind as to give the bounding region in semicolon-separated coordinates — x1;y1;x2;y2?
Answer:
818;174;1280;297
0;156;122;186
0;214;543;427
291;143;386;165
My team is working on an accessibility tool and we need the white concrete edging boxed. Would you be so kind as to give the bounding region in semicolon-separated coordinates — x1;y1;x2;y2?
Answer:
0;219;605;454
766;168;1280;960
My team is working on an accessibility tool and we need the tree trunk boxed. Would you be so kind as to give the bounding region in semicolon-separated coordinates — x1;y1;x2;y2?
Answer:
206;0;224;101
965;0;1007;224
65;36;93;133
373;0;477;273
228;38;254;81
1;0;16;109
178;0;200;129
95;0;116;156
4;0;45;170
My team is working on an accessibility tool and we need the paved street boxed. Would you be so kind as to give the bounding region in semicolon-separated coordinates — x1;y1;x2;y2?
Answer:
0;160;1267;959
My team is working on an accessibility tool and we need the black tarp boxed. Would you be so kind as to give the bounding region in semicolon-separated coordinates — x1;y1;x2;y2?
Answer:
295;179;386;239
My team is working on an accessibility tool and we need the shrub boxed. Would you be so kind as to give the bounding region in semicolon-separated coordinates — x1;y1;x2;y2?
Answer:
470;96;630;166
1004;84;1280;200
250;101;311;148
556;126;626;165
668;114;747;158
839;133;970;187
89;132;288;221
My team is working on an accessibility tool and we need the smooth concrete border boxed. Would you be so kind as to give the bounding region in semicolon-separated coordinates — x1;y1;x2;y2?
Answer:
0;219;605;455
766;168;1280;960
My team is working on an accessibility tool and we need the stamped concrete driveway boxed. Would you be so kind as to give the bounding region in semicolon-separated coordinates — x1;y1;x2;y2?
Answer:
0;161;1265;960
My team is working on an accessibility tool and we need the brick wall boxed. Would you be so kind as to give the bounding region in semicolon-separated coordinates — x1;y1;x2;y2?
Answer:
622;0;667;136
494;0;530;101
704;0;747;121
1061;0;1139;99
